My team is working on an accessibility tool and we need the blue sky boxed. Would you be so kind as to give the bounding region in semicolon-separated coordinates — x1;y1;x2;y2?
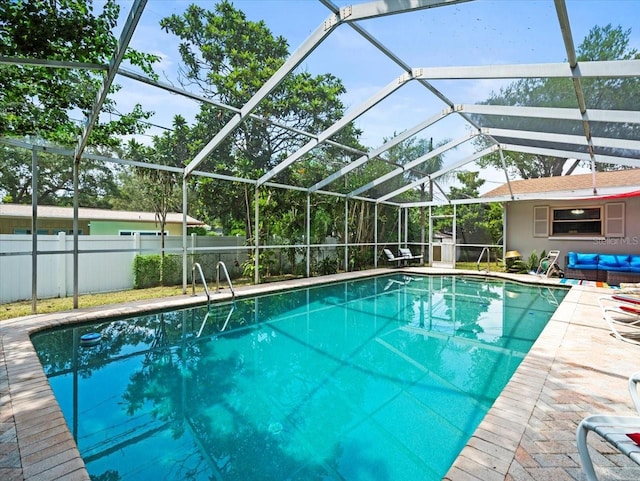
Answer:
107;0;640;191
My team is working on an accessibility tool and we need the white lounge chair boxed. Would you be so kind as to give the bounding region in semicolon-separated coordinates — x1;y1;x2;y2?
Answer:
598;294;640;345
383;248;404;266
630;371;640;414
398;247;423;263
577;371;640;481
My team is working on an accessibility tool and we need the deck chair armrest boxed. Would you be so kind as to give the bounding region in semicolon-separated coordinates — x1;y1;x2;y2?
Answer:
577;414;640;481
631;371;640;415
603;306;640;323
612;295;640;305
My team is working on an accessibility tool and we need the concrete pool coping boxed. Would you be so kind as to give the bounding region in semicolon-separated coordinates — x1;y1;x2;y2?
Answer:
1;267;640;481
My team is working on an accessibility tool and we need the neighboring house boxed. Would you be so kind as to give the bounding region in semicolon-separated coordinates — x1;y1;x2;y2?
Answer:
482;169;640;266
0;204;206;235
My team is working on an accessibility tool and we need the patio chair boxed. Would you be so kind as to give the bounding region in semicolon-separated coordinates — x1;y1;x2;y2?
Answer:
598;294;640;345
398;247;423;263
576;371;640;481
535;249;562;277
630;371;640;414
382;248;404;266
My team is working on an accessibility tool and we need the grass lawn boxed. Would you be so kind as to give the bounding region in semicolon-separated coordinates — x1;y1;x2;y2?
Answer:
0;275;303;322
0;286;189;322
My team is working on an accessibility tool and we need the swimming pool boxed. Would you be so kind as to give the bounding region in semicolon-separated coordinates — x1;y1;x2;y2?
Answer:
32;274;567;481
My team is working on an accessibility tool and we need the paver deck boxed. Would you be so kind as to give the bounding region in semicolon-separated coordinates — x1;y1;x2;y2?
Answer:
1;268;639;481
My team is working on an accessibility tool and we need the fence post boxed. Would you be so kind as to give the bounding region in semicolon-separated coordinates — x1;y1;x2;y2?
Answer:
58;232;67;298
133;232;140;268
191;233;197;280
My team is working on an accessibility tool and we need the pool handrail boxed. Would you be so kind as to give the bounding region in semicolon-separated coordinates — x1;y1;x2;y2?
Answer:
216;261;235;300
476;246;490;272
192;262;211;307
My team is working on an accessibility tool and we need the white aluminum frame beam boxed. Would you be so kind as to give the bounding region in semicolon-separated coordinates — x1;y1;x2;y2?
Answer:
0;55;107;71
320;0;476;114
184;11;341;177
554;0;597;193
118;68;366;157
411;60;640;80
0;137;184;174
485;128;640;152
457;104;640;124
74;0;146;160
350;131;479;197
184;0;473;177
377;146;498;202
500;143;640;169
257;72;414;185
309;107;454;193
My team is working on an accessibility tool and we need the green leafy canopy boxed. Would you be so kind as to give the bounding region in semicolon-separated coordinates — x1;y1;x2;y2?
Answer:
0;0;160;147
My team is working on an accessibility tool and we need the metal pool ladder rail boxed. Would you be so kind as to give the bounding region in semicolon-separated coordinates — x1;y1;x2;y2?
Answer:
216;261;235;300
192;262;211;307
476;246;491;272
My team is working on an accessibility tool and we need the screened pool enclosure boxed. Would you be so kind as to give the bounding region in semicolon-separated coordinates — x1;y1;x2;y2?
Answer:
1;0;639;310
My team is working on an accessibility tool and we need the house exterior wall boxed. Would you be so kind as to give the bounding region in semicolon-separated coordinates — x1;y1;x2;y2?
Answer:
0;217;90;235
0;218;183;235
89;220;182;236
505;196;640;268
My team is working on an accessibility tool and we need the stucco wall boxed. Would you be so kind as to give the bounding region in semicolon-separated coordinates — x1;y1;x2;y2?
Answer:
89;220;182;235
505;196;640;268
0;217;90;235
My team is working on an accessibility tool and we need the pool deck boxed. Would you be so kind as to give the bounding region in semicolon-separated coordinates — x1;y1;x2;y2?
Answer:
1;267;640;481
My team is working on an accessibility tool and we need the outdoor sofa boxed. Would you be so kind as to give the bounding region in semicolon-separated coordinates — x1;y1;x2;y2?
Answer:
565;252;640;284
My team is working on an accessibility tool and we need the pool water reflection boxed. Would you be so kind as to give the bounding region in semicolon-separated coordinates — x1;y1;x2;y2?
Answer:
31;274;567;481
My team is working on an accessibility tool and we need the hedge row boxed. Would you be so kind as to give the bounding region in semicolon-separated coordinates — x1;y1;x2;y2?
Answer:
133;254;182;288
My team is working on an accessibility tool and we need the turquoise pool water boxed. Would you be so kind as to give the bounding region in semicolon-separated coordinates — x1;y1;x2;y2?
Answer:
32;274;567;481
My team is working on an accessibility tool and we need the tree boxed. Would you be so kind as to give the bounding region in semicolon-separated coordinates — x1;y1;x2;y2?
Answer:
448;171;502;259
0;144;121;207
384;135;452;258
0;0;159;145
477;24;640;179
126;116;191;278
0;0;161;209
159;1;362;237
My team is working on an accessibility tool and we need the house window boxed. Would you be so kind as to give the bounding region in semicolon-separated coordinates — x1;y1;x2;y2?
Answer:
551;207;602;236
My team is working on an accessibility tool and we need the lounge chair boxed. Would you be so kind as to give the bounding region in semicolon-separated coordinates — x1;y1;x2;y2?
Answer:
383;248;404;266
576;371;640;481
631;371;640;414
598;295;640;345
398;247;423;263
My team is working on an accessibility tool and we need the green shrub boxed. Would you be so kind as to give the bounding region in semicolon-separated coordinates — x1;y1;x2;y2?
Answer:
133;254;183;288
161;255;182;286
133;254;161;289
512;250;546;274
314;256;338;275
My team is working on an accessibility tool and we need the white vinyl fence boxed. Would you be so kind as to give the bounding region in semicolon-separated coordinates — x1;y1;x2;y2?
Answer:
0;233;247;304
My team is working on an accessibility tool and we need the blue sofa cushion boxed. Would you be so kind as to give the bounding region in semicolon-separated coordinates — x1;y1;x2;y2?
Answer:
568;252;598;270
577;253;598;266
599;254;631;272
630;255;640;273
